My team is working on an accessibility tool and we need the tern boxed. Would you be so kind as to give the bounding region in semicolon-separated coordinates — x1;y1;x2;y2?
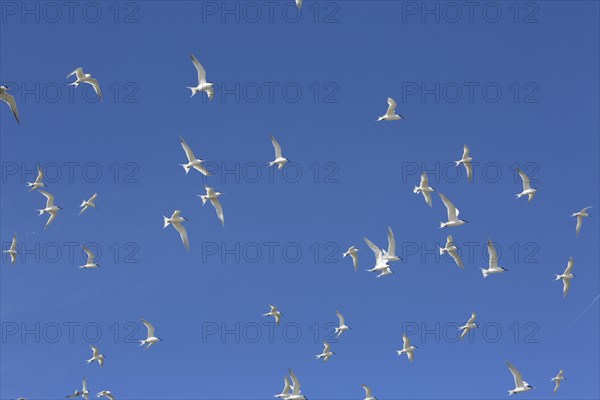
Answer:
455;145;473;182
413;172;435;207
67;68;102;99
362;384;377;400
507;361;534;395
515;168;538;203
288;369;308;400
550;370;566;393
86;345;105;367
187;53;214;100
139;319;162;349
438;193;468;228
555;257;575;298
79;193;98;216
199;185;224;226
263;305;282;325
363;237;390;273
439;235;463;269
377;97;403;121
66;377;89;400
274;376;292;399
458;313;478;339
481;239;507;277
180;136;210;176
342;246;359;271
38;190;61;229
377;267;394;278
0;85;19;123
163;210;190;251
96;391;115;400
316;341;335;362
4;233;18;264
79;246;100;269
396;333;417;362
26;165;45;191
268;136;289;169
572;206;592;235
334;311;350;338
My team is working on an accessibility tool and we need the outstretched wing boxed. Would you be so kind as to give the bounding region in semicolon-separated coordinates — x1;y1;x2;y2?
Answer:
141;319;155;338
271;136;283;159
386;97;397;116
0;90;19;123
517;169;531;190
180;136;197;162
190;54;207;84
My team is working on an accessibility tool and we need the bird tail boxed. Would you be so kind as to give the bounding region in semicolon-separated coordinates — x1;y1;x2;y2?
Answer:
554;274;562;281
37;209;45;215
80;200;87;207
413;186;420;194
515;193;522;198
200;195;208;205
163;216;170;228
439;247;445;255
180;164;191;174
454;160;461;166
481;268;489;278
439;221;446;229
186;87;197;97
377;116;385;121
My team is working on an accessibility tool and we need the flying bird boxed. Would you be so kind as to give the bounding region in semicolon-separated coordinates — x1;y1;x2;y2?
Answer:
334;311;350;338
396;333;417;362
572;206;592;235
139;319;162;349
515;168;538;203
199;185;224;226
377;267;394;278
458;313;478;339
4;233;17;264
377;97;403;121
439;235;463;269
481;239;507;278
362;384;377;400
413;172;435;207
263;305;282;325
187;53;214;100
438;192;468;228
287;369;308;400
26;165;45;191
79;246;100;269
363;237;391;274
38;190;61;229
79;193;98;216
86;345;105;367
274;376;292;399
316;341;334;362
66;377;89;400
268;136;289;169
555;257;575;298
179;136;210;176
67;68;102;99
507;361;534;395
0;85;19;123
455;145;473;182
550;370;566;393
342;246;359;271
96;391;115;400
163;210;189;251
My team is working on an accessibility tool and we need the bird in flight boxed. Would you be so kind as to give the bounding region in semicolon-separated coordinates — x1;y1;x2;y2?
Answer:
481;239;508;278
274;375;292;399
199;185;225;226
79;193;98;216
413;172;435;207
362;384;377;400
458;313;478;339
396;333;417;362
550;370;566;393
438;192;468;228
86;345;105;367
0;85;19;123
268;136;289;170
139;319;162;350
180;136;211;176
66;377;89;400
572;206;592;235
555;257;575;298
515;168;538;203
187;53;214;100
455;145;473;182
67;68;102;99
377;97;403;121
506;361;534;395
79;246;100;269
163;210;190;251
38;190;61;229
263;305;282;325
3;233;18;264
334;311;350;338
315;341;335;362
439;235;463;269
26;165;46;191
342;246;359;271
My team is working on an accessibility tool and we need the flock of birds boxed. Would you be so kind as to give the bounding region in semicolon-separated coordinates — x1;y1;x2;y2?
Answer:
1;1;596;398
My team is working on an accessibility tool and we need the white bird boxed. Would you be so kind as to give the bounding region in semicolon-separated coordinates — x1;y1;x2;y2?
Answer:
377;97;403;121
263;305;282;325
507;361;534;395
316;341;334;362
4;233;17;264
79;246;100;269
377;267;394;278
37;190;61;229
287;369;308;400
382;226;402;262
163;210;189;251
334;311;350;338
458;313;478;339
179;136;210;176
79;193;98;216
66;377;89;400
274;376;292;399
438;192;468;228
515;168;538;203
96;391;115;400
139;319;162;349
362;384;377;400
439;235;463;269
572;206;592;235
413;172;435;207
396;333;417;362
86;345;105;367
481;239;507;278
555;257;575;298
26;165;45;191
363;237;390;273
67;68;102;99
268;136;289;169
0;85;19;123
342;246;359;271
187;53;214;100
199;185;224;226
295;0;302;9
550;370;566;393
455;145;473;182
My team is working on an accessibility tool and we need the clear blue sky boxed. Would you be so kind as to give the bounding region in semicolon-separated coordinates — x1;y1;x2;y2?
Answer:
1;1;599;399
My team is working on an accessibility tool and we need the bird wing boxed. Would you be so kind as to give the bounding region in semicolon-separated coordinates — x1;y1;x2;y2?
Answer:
363;237;382;259
445;235;453;248
386;226;396;256
517;169;531;190
402;333;410;349
91;345;99;357
172;221;189;251
289;369;301;395
46;211;58;227
467;313;476;324
487;240;498;269
10;233;17;250
82;377;88;392
507;362;524;388
350;252;359;271
190;54;207;84
283;376;291;393
422;190;432;207
141;319;155;338
83;246;95;263
210;198;224;225
462;144;470;159
448;248;463;268
35;165;44;183
271;136;283;159
554;379;561;393
575;216;583;235
421;171;428;187
323;341;331;353
464;161;472;182
362;384;373;398
438;193;458;221
0;90;19;123
564;257;574;275
85;78;102;98
39;190;55;208
386;97;397;115
89;193;98;202
563;278;571;297
67;67;83;79
336;311;345;326
180;136;197;162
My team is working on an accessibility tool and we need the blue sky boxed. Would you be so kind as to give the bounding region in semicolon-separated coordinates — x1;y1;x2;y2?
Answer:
1;1;599;399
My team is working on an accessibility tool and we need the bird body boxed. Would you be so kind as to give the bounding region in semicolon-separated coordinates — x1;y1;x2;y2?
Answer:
481;240;507;277
86;345;105;366
38;190;61;229
555;257;575;297
377;97;403;121
515;168;538;203
439;235;463;269
413;172;435;207
572;206;592;235
139;319;161;349
343;246;359;271
79;193;98;216
199;185;224;226
263;305;282;325
4;233;18;264
455;145;473;182
396;333;417;362
507;361;534;395
163;210;190;251
438;192;467;228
